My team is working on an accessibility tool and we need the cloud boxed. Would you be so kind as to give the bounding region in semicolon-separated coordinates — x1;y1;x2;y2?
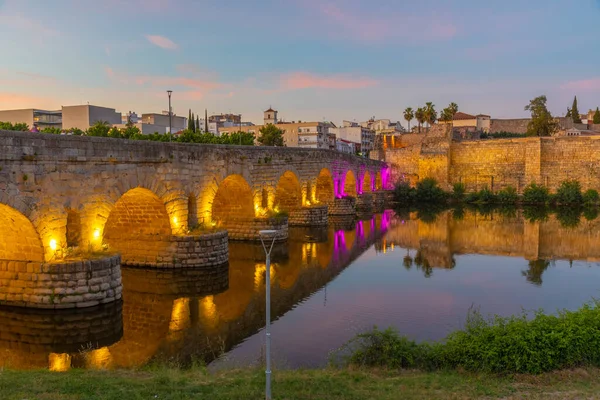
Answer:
300;0;457;43
560;78;600;92
279;71;379;90
145;35;178;50
0;92;54;109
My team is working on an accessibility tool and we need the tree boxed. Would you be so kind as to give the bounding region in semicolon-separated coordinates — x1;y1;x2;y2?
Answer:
257;123;284;146
524;95;558;137
108;126;122;138
439;107;453;123
87;120;111;137
196;115;200;131
448;102;459;116
415;107;426;133
191;112;196;133
571;96;582;123
424;102;437;131
594;107;600;124
188;109;193;131
204;109;208;133
403;107;414;132
566;107;572;118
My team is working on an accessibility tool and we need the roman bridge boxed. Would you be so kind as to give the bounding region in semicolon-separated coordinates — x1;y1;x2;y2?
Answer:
0;130;389;309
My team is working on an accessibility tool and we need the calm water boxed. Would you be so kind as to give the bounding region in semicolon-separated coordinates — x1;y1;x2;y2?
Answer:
2;208;600;370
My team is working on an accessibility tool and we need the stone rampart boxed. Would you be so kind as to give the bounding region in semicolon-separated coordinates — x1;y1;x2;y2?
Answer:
385;135;600;193
489;118;530;134
0;255;122;309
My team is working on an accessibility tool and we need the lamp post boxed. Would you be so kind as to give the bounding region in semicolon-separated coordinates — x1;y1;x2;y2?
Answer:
239;113;242;145
167;90;172;142
259;229;278;400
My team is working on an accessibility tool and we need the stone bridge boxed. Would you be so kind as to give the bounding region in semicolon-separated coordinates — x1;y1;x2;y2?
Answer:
0;131;388;308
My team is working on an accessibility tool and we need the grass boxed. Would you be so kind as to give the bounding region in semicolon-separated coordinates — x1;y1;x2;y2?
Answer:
2;367;600;399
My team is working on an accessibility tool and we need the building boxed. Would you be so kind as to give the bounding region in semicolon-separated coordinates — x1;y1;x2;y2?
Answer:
330;121;375;155
336;139;357;154
445;112;491;133
62;105;121;130
361;118;404;134
140;112;186;134
264;107;278;124
219;108;331;148
121;111;141;124
555;127;600;137
0;108;62;129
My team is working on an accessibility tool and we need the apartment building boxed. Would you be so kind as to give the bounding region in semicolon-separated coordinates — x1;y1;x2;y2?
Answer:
330;120;375;155
0;108;62;129
140;112;186;134
219;108;331;148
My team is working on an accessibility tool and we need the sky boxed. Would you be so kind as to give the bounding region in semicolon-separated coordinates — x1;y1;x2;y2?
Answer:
0;0;599;126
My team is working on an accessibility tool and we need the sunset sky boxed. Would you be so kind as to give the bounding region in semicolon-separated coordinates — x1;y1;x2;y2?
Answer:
0;0;599;126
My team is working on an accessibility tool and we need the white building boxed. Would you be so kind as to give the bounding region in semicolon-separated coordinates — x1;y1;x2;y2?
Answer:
336;139;356;154
330;120;374;155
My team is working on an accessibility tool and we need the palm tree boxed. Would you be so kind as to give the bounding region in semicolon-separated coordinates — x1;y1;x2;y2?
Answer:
415;107;426;133
424;102;437;131
403;107;414;132
448;102;459;116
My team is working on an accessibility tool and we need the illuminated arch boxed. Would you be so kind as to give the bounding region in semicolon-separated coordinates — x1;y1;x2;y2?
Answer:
362;171;372;194
343;170;357;198
0;204;44;262
274;171;302;212
315;168;335;203
211;174;255;224
375;171;383;191
103;188;172;264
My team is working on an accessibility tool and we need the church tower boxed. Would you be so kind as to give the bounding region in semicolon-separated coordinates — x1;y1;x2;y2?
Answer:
264;107;278;125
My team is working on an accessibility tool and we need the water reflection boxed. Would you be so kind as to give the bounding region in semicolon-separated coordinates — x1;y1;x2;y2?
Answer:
0;213;391;369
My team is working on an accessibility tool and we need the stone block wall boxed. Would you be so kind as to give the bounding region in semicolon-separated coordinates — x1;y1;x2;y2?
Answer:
122;231;229;268
329;197;357;215
385;135;600;194
356;193;373;213
223;217;289;242
289;206;328;226
489;119;530;134
0;255;122;309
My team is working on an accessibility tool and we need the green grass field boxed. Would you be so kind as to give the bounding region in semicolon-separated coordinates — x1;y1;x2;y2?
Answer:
2;367;600;399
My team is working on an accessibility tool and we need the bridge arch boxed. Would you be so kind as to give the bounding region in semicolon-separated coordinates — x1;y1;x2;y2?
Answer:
315;168;335;204
0;204;45;263
274;171;302;212
103;188;172;264
211;174;255;225
343;170;357;198
375;170;383;191
362;171;372;194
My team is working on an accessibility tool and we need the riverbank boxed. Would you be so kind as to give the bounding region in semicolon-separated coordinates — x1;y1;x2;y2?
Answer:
2;367;600;399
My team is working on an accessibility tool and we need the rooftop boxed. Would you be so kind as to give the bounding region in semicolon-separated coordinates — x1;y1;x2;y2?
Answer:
453;112;476;121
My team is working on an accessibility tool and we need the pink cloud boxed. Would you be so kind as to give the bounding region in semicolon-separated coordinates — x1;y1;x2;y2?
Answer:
145;35;178;50
300;0;457;43
280;71;379;90
561;78;600;92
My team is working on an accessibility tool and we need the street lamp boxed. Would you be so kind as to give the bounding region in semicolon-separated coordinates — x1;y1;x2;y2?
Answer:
167;90;172;142
259;229;278;400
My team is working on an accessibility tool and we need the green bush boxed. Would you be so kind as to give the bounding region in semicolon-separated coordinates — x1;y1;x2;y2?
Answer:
338;301;600;374
583;189;599;205
554;180;583;205
392;182;414;205
464;191;479;203
475;186;497;204
497;186;518;204
414;178;446;204
583;207;599;221
522;183;550;204
555;207;582;228
523;206;550;222
451;182;466;200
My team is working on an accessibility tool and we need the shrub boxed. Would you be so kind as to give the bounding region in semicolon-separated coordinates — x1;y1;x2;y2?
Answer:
497;186;518;204
554;180;583;205
464;191;479;203
392;182;414;205
475;186;497;204
414;178;446;204
555;207;582;228
451;182;466;200
523;206;550;222
583;207;599;221
337;301;600;374
583;189;599;205
522;183;550;204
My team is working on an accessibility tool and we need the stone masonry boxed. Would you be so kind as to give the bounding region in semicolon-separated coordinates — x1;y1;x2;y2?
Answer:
288;206;328;226
0;255;122;309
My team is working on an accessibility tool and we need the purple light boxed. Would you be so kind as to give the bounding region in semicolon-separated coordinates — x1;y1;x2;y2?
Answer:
381;167;390;190
357;220;364;240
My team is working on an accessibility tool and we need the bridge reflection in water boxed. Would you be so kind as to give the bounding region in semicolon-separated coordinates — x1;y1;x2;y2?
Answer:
0;212;392;370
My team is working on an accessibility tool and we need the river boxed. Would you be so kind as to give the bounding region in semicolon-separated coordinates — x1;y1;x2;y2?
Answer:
2;207;600;370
